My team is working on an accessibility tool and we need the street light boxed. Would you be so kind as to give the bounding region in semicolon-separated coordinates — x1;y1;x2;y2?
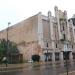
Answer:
6;22;11;67
64;51;70;75
61;40;70;75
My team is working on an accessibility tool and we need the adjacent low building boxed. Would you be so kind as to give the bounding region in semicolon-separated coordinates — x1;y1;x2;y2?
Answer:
0;6;75;62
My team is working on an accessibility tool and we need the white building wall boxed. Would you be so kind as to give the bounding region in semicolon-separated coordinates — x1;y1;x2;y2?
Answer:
48;11;55;50
54;6;62;40
64;11;70;41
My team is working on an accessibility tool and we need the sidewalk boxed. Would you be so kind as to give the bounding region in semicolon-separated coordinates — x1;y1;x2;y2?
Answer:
0;63;31;71
0;61;67;69
0;63;29;68
0;61;53;71
60;71;75;75
68;71;75;75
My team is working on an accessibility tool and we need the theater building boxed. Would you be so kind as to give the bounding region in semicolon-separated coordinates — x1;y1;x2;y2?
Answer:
0;6;75;62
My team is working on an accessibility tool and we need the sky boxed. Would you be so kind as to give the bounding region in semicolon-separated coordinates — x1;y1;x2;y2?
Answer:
0;0;75;30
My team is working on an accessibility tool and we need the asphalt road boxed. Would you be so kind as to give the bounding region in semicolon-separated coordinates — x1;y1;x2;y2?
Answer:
0;62;75;75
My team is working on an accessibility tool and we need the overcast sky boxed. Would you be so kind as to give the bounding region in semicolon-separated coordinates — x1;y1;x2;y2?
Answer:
0;0;75;30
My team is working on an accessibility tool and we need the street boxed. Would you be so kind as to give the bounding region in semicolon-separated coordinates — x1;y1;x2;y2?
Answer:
0;62;75;75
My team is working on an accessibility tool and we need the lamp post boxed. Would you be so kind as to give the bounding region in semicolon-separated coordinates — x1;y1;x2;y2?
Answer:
61;41;70;75
64;51;70;75
6;22;11;67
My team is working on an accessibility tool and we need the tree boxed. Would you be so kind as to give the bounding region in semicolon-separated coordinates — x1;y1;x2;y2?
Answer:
31;55;40;62
0;39;18;63
8;41;18;53
0;39;7;57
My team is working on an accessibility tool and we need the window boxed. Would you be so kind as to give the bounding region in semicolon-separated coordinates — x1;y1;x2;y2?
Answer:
66;21;67;27
63;26;64;31
63;34;65;40
56;43;57;48
46;43;49;47
72;45;73;49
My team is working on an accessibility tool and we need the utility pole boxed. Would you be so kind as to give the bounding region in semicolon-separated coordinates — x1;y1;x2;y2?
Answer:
6;22;11;67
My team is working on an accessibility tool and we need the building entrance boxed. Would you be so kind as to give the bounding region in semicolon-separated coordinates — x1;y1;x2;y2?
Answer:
44;53;52;61
72;53;75;59
55;53;59;61
63;52;70;60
